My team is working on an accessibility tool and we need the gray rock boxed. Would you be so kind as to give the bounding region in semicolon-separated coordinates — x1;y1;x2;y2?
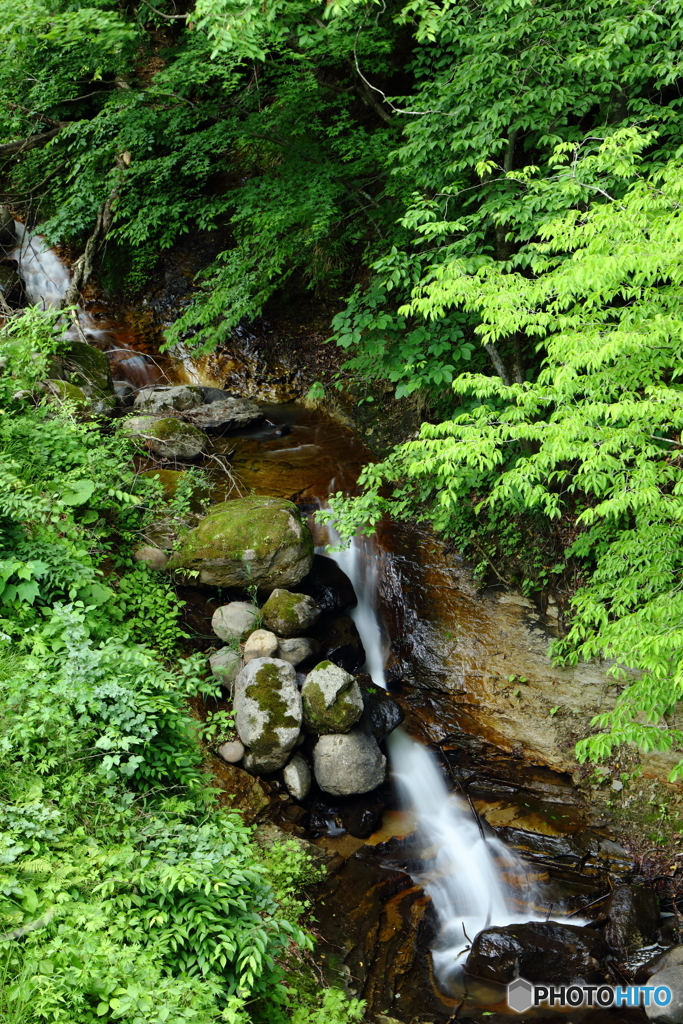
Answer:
123;415;207;460
234;658;302;774
302;662;364;734
638;946;683;982
113;381;135;407
244;629;279;663
133;545;169;569
209;647;242;687
212;602;258;642
277;637;321;667
133;385;204;414
184;397;263;431
217;739;245;764
313;730;386;795
645;965;683;1022
166;497;314;591
283;753;311;801
261;589;322;638
605;884;660;949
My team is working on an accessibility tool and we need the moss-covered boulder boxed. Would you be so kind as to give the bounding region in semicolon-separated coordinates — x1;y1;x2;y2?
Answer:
62;341;116;416
234;657;302;774
122;415;207;460
166;496;314;591
301;661;363;734
261;589;321;637
44;379;89;408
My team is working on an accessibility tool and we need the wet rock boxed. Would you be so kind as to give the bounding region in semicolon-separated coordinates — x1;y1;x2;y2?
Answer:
297;554;357;614
604;884;660;950
133;545;169;569
313;729;386;795
637;945;683;983
310;613;366;673
184;397;262;431
234;658;302;773
302;662;364;734
645;966;683;1022
209;647;242;687
261;589;321;637
212;601;258;642
217;739;245;763
358;683;404;743
465;921;608;984
123;415;207;460
283;753;311;800
277;637;320;667
166;496;314;590
133;384;204;413
339;791;386;839
244;629;279;662
210;755;272;823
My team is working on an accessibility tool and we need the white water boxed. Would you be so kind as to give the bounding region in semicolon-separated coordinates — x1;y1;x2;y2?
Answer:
322;521;537;987
389;729;535;987
320;524;388;688
13;222;71;309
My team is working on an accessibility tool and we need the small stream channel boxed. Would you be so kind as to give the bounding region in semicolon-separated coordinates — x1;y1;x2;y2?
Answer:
5;225;674;1024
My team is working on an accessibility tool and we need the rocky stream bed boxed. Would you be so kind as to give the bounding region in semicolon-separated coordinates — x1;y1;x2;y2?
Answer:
4;217;683;1024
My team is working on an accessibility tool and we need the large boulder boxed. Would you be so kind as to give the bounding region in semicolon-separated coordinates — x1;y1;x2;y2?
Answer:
645;966;683;1023
184;397;263;431
166;497;314;590
234;658;302;773
123;415;207;460
302;662;364;734
465;921;608;984
310;614;366;672
604;884;660;950
212;601;258;641
261;589;321;638
313;730;386;795
637;946;683;983
134;385;204;413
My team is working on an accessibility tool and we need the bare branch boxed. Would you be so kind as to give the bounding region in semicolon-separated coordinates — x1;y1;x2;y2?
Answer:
0;126;66;158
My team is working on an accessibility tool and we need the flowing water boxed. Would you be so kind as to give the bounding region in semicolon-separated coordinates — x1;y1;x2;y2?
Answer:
10;225;648;1019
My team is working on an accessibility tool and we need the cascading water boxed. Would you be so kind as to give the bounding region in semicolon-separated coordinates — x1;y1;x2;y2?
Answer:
9;222;162;389
320;523;388;688
323;519;537;989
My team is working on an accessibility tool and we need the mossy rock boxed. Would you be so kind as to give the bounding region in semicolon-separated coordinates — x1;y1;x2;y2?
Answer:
122;415;207;460
234;657;302;774
166;496;314;591
63;341;115;416
44;379;89;406
43;378;114;418
261;588;321;637
301;661;363;734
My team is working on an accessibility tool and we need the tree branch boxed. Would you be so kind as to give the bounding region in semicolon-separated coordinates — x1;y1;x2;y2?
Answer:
0;126;66;158
484;342;511;385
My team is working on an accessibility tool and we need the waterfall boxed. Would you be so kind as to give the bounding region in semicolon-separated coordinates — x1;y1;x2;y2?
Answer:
322;518;537;989
321;525;387;688
10;222;161;389
388;729;533;988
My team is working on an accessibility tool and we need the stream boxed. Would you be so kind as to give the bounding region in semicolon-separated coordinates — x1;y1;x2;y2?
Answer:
6;224;673;1024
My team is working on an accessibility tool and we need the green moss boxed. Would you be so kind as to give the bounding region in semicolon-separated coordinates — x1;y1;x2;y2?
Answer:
150;417;202;441
64;341;113;396
314;660;333;671
245;663;299;754
302;675;360;733
45;379;88;405
172;498;312;567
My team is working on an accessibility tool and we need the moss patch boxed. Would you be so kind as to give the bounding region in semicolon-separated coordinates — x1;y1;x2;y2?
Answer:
244;662;300;754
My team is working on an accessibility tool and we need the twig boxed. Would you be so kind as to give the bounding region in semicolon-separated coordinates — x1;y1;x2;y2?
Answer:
438;745;486;841
566;891;610;919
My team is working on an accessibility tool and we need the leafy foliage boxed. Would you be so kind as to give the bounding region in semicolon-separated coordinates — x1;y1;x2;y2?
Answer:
326;132;683;775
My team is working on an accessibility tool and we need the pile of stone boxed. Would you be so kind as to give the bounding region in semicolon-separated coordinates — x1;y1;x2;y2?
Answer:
207;589;402;800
